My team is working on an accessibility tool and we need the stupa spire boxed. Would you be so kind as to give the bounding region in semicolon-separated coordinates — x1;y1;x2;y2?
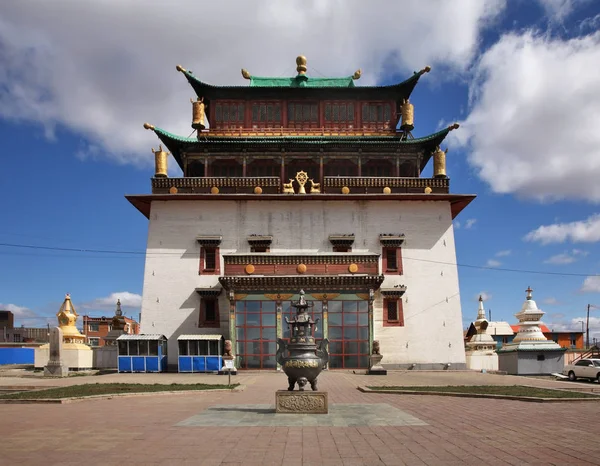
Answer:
476;295;486;322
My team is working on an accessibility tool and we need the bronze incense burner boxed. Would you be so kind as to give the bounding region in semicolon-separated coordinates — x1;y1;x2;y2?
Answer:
276;290;329;391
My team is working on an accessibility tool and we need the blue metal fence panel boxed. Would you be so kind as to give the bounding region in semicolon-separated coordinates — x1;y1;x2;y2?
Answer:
179;357;192;372
118;356;132;372
192;357;206;372
131;357;146;372
0;348;34;365
145;357;159;372
206;356;222;371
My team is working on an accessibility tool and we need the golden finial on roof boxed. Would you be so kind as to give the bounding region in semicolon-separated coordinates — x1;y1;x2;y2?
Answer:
353;69;362;80
449;123;460;131
296;55;307;75
479;295;483;302
143;122;155;130
176;64;186;73
241;69;251;79
420;65;431;74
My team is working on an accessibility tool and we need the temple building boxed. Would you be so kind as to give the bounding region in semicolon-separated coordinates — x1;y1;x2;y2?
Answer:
128;56;475;371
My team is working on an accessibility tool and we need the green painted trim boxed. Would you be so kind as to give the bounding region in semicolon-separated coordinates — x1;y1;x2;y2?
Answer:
249;75;355;88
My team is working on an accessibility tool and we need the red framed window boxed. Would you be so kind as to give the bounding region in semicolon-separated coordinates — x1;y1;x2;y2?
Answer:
382;247;402;274
235;300;277;369
199;247;220;275
327;300;370;369
199;298;220;328
251;101;282;128
383;298;404;327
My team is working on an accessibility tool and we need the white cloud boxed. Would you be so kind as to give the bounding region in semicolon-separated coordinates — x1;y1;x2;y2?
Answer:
543;297;561;305
544;249;588;264
0;1;505;167
465;219;477;229
0;303;37;319
476;291;492;301
453;31;600;202
81;292;142;310
495;249;511;257
525;215;600;244
454;220;461;229
537;0;580;21
486;259;501;267
580;276;600;293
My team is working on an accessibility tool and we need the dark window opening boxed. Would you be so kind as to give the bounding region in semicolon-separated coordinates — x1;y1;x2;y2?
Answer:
205;249;216;270
386;248;397;270
205;300;216;322
333;245;352;253
387;301;399;322
250;245;270;253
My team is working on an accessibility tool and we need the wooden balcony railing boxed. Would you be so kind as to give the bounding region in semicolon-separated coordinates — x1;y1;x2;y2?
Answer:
204;127;396;137
152;177;281;194
324;177;449;194
152;176;449;194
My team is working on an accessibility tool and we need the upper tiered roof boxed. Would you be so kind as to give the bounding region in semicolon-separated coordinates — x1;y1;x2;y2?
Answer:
175;55;430;101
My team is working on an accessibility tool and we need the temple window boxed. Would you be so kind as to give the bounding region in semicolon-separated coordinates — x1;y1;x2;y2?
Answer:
214;101;245;129
379;234;405;275
362;160;394;177
197;236;222;275
211;161;242;177
199;298;220;328
248;235;273;253
324;161;358;177
247;160;279;177
287;102;318;129
251;101;282;128
383;298;404;327
329;234;355;252
324;101;355;127
196;289;222;328
361;102;392;130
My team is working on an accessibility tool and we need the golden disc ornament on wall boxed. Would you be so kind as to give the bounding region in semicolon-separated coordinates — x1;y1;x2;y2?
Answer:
341;186;350;194
244;264;255;275
424;186;432;194
254;186;262;195
169;186;178;194
383;187;391;194
348;263;359;273
210;186;220;194
297;263;307;274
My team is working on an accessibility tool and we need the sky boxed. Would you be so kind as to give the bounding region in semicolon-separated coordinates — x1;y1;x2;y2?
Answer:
1;0;600;343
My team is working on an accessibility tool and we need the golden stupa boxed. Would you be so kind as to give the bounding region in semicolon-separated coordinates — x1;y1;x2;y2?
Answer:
56;294;89;348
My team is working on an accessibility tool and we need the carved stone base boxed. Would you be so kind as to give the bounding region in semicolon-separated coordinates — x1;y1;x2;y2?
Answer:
44;363;68;377
368;354;387;374
276;390;328;414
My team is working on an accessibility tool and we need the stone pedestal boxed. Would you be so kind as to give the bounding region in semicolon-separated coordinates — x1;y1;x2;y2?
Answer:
368;354;387;375
276;390;328;414
44;327;68;377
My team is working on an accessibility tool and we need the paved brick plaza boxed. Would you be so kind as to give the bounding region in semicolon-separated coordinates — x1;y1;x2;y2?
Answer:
0;371;599;465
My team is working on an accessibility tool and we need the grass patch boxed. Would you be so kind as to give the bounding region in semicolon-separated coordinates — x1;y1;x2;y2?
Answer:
0;382;239;400
366;385;599;399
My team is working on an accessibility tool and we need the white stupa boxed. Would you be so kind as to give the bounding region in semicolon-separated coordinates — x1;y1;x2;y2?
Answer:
497;286;565;375
465;295;498;371
505;287;561;350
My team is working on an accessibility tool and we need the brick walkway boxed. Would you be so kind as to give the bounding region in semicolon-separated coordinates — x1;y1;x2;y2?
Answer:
0;371;599;465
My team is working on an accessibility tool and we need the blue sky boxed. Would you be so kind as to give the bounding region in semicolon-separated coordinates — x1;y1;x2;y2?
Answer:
1;1;600;342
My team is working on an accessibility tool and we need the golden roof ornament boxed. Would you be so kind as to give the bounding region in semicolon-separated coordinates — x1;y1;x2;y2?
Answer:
191;96;206;130
241;69;251;79
176;64;186;73
143;122;155;131
352;69;362;80
400;98;414;131
296;55;307;75
152;145;169;178
433;146;448;179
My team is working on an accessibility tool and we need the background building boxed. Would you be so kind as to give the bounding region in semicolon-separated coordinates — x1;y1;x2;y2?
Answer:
83;315;140;347
130;56;475;370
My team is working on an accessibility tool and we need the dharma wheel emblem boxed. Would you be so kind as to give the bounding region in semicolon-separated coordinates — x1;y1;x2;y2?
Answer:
295;171;308;194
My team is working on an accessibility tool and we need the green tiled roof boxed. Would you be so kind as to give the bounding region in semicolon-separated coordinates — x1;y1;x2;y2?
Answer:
249;75;355;88
177;66;430;101
144;124;458;172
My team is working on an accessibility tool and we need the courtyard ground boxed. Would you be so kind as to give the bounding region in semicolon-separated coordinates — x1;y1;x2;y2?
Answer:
0;370;599;465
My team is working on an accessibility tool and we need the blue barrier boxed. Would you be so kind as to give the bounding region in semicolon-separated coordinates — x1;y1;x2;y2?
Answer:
0;347;34;365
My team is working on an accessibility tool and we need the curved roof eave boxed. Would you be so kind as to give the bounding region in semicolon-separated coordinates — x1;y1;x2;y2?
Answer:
142;122;458;170
176;65;431;101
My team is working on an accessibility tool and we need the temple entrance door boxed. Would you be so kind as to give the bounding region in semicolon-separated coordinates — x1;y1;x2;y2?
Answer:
235;300;277;369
